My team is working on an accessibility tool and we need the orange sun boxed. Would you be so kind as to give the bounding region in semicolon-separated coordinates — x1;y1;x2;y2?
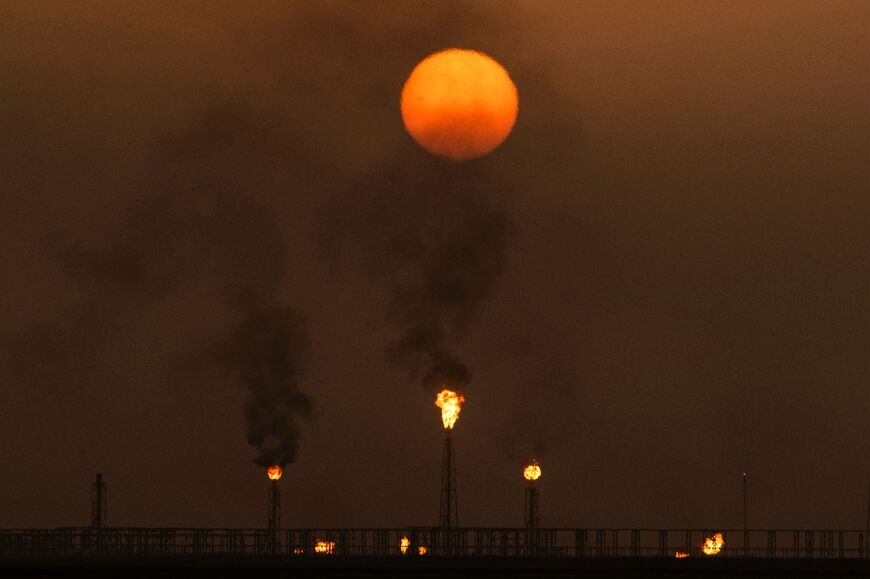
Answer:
401;49;518;161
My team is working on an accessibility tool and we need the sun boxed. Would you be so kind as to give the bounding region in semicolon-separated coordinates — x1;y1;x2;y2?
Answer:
401;49;518;161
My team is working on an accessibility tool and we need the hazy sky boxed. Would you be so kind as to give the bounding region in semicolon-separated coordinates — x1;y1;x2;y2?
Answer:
1;1;868;530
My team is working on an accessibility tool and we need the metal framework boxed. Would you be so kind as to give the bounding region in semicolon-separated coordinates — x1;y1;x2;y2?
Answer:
267;481;281;552
438;432;457;529
90;474;106;529
523;484;540;556
524;485;539;531
0;527;868;559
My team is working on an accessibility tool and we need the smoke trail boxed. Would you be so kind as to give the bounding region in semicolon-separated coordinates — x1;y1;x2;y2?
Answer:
221;302;312;467
5;100;313;466
328;158;512;391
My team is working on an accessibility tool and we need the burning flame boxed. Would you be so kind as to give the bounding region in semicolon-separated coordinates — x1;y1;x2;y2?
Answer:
675;551;690;558
400;535;427;555
314;540;335;554
523;460;542;481
435;389;465;429
267;465;283;480
702;532;724;556
292;547;304;555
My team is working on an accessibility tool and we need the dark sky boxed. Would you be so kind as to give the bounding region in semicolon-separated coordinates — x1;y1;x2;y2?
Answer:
1;1;868;531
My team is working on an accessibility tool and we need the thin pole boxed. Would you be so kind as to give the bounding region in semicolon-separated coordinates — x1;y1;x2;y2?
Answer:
91;473;106;528
865;480;869;535
742;471;748;557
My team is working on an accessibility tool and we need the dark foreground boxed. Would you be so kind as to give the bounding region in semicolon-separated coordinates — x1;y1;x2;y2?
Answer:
2;556;869;579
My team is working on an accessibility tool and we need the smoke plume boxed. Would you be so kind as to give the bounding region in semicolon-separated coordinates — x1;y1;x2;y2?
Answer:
5;100;313;466
327;157;512;391
221;302;312;467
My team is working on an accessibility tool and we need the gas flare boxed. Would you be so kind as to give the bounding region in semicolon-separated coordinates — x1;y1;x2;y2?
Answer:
435;389;465;429
674;551;690;558
702;532;724;556
314;540;335;554
523;460;542;481
267;465;283;480
399;536;427;555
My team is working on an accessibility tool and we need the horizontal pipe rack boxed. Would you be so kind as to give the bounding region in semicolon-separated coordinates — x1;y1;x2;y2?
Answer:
1;527;868;559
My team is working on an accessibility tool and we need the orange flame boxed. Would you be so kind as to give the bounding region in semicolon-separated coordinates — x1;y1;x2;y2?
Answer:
314;540;335;554
523;460;542;481
399;536;427;555
292;547;304;555
267;465;283;480
702;532;724;555
435;389;465;429
675;551;690;558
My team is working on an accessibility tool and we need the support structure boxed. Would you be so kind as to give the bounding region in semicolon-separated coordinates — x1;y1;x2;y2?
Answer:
742;471;748;557
439;431;458;529
524;483;540;530
524;480;540;555
865;480;869;536
91;473;106;528
1;525;867;559
267;480;281;552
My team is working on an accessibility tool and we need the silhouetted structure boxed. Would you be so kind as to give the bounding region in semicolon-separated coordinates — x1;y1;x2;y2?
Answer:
524;481;539;531
742;471;749;557
439;431;457;529
1;527;868;559
267;479;281;552
91;473;106;528
523;474;540;555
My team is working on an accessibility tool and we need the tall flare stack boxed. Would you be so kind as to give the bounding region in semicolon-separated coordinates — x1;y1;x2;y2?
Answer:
523;460;541;530
439;431;457;529
266;465;282;552
435;389;464;530
523;460;541;555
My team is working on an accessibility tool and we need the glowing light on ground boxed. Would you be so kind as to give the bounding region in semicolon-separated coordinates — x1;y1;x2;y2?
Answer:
314;540;336;554
399;535;427;555
702;532;725;555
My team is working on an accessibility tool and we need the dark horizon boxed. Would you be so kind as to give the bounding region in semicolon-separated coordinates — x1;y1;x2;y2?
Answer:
1;1;868;532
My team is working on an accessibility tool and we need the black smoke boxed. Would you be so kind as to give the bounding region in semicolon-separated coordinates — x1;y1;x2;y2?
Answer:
221;302;312;467
325;156;512;392
5;100;313;467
